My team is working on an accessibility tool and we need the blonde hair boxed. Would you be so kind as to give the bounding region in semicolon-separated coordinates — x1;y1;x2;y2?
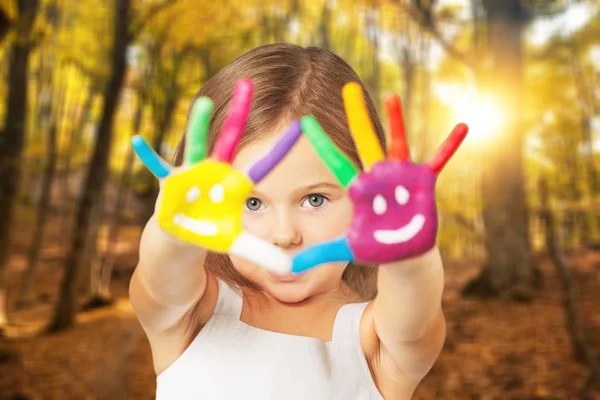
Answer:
174;43;386;301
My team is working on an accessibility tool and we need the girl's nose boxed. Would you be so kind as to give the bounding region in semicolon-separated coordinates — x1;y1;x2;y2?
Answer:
272;211;301;248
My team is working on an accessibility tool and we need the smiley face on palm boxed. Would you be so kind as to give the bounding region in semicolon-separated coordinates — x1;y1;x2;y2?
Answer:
292;82;468;273
132;79;302;274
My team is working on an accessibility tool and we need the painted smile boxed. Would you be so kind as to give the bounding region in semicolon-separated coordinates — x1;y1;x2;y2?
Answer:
173;213;219;236
373;214;425;244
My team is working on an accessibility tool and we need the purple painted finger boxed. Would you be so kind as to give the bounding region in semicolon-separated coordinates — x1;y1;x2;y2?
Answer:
247;119;302;183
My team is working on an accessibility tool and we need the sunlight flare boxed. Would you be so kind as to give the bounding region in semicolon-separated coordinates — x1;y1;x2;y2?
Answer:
436;84;504;143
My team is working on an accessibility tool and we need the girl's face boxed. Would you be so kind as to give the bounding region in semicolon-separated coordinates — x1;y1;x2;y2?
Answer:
230;127;355;303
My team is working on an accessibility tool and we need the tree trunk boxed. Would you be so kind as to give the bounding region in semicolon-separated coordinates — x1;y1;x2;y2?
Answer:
370;7;380;108
81;192;105;299
60;90;96;244
18;121;59;308
569;52;598;193
399;37;414;141
0;6;10;43
0;0;40;333
199;48;214;80
18;49;65;308
463;0;535;300
394;10;417;153
569;50;599;244
90;95;144;306
558;134;584;249
362;8;380;108
539;178;600;392
141;79;179;225
319;2;331;50
417;36;432;161
48;0;130;332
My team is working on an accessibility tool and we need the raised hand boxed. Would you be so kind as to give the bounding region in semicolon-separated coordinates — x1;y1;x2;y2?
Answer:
132;79;302;274
292;82;468;273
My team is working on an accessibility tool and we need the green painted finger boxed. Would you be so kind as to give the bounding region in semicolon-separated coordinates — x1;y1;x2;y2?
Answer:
184;97;214;165
301;116;358;188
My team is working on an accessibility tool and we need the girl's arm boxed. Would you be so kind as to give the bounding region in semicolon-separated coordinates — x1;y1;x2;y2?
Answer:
129;214;209;333
370;246;446;380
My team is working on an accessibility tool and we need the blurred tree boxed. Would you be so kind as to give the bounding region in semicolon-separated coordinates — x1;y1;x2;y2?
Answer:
132;0;252;223
318;1;331;49
49;0;181;331
48;0;131;332
466;0;535;299
362;5;382;106
92;88;146;305
18;0;64;308
0;0;40;334
404;0;591;298
467;0;600;297
139;34;199;223
0;3;11;42
527;9;600;247
257;0;301;44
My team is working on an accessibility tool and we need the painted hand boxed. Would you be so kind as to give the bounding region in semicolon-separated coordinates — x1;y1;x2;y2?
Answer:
292;82;468;273
132;79;302;274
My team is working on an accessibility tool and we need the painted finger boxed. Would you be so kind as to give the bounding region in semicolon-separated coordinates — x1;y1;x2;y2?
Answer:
291;235;354;274
247;119;302;183
212;79;253;163
342;82;385;170
427;123;469;174
131;135;170;178
229;231;292;274
184;97;213;165
385;94;410;161
301;116;358;188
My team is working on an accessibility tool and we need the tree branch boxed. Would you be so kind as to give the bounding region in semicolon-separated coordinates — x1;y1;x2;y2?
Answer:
130;0;180;40
443;211;484;239
521;0;592;19
399;1;477;71
63;56;107;84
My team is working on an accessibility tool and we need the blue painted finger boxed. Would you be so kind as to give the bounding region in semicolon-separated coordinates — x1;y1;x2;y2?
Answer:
291;235;355;274
131;135;171;179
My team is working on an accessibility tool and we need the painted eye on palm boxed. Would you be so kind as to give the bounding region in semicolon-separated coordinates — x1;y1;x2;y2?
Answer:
292;83;469;273
132;79;302;275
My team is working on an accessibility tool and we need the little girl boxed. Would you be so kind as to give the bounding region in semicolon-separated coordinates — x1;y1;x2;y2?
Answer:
130;43;454;399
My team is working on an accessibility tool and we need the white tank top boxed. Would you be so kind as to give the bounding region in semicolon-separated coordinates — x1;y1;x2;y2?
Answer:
156;279;384;400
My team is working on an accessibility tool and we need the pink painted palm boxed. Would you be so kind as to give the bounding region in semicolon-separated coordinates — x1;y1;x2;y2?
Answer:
292;83;468;273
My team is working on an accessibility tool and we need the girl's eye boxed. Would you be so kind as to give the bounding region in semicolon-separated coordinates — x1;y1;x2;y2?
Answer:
301;194;328;209
245;197;264;212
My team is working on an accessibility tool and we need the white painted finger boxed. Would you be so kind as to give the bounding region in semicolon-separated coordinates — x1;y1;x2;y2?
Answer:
229;231;292;274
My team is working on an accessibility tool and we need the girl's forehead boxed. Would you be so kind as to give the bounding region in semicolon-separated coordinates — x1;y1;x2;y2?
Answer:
232;132;283;169
233;131;307;168
233;132;340;187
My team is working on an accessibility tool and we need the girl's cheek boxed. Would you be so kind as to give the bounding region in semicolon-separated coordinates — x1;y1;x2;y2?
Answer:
298;206;351;240
242;211;270;236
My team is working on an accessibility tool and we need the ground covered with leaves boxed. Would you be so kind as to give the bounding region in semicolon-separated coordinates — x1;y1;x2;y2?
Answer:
1;221;599;400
